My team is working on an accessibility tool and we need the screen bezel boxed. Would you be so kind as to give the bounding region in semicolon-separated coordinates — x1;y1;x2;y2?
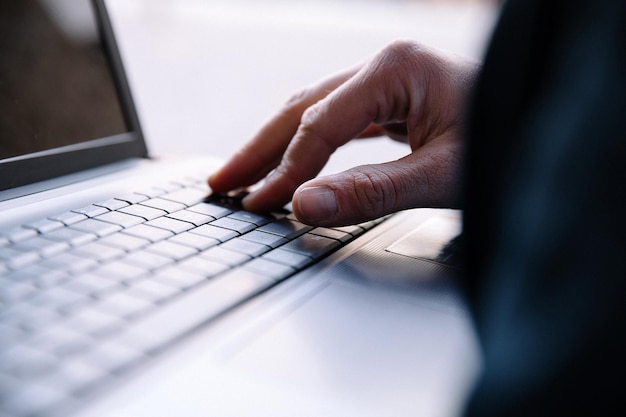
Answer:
0;0;148;192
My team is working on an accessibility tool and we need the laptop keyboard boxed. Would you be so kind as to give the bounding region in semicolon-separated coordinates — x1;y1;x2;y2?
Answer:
0;175;383;417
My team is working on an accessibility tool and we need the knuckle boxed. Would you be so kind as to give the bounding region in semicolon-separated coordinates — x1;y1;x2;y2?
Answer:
375;39;441;83
377;39;424;69
280;87;316;121
363;39;436;125
285;87;311;107
300;102;322;126
349;167;399;218
384;39;420;56
297;104;333;152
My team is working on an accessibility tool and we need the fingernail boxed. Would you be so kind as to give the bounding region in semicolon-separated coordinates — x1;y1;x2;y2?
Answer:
296;186;337;223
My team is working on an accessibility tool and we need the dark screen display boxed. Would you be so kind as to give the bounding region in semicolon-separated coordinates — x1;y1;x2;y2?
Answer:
0;0;128;161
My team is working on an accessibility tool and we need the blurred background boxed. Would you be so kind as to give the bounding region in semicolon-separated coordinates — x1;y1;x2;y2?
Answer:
105;0;499;175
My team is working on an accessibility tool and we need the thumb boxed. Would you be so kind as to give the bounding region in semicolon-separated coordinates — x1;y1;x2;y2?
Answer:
291;140;462;227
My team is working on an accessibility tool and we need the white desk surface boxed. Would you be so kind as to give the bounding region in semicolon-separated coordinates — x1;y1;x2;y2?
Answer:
108;0;497;177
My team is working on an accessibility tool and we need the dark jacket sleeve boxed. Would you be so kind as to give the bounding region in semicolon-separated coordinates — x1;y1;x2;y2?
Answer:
462;0;626;415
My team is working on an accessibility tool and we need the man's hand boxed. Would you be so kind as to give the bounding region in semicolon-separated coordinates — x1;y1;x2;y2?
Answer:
208;40;479;226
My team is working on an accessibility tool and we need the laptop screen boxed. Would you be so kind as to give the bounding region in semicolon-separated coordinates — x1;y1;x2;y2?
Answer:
0;0;147;193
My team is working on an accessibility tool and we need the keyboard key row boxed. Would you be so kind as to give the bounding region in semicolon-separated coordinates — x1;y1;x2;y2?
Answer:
2;202;252;259
1;223;350;307
2;235;382;415
2;225;353;297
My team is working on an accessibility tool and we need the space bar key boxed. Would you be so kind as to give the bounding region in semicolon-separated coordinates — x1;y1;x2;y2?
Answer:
116;270;276;353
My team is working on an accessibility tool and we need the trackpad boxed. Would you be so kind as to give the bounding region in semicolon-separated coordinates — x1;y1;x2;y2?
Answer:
386;212;462;260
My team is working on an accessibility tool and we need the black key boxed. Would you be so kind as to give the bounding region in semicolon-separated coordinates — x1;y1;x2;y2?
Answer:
211;217;255;234
189;224;237;242
240;230;288;248
227;211;272;226
331;225;365;236
258;218;312;239
281;234;340;258
309;227;352;242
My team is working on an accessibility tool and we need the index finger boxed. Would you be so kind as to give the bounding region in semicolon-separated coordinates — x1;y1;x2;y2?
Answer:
208;66;360;194
241;49;418;213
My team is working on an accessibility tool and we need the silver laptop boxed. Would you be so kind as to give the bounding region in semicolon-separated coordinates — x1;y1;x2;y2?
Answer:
0;1;481;416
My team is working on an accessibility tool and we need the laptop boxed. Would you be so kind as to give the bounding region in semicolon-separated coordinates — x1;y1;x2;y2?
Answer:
0;1;481;416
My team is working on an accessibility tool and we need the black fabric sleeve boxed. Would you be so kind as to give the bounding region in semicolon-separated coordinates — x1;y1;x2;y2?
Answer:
462;0;626;415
